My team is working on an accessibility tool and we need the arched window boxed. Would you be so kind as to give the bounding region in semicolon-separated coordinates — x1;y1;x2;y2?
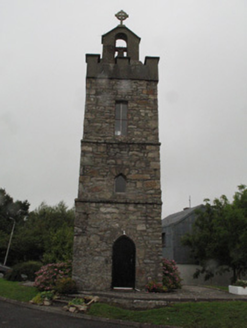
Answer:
115;174;126;193
115;101;127;136
116;39;127;48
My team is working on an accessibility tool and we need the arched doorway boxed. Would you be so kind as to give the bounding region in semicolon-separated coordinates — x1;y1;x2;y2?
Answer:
112;235;135;288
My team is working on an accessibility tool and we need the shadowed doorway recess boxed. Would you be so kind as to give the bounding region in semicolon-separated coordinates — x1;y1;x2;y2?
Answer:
112;235;135;289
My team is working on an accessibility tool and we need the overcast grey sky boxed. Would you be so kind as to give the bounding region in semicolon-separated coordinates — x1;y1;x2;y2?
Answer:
1;0;247;217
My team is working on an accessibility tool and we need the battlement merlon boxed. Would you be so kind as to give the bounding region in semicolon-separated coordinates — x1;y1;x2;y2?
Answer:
85;54;159;81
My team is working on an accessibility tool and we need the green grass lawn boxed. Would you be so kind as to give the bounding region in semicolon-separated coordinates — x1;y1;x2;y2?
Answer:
89;302;247;328
1;279;247;328
0;278;38;302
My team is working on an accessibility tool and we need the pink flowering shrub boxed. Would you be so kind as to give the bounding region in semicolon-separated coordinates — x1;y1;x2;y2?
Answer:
34;261;74;292
146;259;182;293
163;258;182;289
146;281;168;293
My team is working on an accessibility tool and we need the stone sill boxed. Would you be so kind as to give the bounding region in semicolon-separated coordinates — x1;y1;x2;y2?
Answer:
81;139;161;146
75;198;162;205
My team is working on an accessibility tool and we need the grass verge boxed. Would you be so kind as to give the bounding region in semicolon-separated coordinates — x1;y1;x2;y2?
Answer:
0;278;38;302
205;285;229;292
1;280;247;328
89;301;247;328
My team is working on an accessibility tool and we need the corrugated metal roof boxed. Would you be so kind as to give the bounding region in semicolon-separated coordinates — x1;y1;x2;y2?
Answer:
162;205;203;227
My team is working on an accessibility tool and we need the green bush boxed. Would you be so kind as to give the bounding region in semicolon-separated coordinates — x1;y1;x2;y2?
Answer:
55;277;77;294
234;280;247;288
5;261;42;281
40;290;55;300
30;291;55;304
68;298;85;306
5;268;22;281
30;293;43;304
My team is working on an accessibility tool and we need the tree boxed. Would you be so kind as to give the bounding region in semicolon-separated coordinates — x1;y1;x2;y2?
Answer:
0;190;75;266
14;201;74;264
182;185;247;283
0;189;29;265
36;201;74;263
0;189;29;232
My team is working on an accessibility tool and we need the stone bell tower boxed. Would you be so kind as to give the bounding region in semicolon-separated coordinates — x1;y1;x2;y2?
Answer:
73;11;162;291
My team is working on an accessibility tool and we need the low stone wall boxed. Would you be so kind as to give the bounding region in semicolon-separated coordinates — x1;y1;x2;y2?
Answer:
177;264;233;286
76;291;170;309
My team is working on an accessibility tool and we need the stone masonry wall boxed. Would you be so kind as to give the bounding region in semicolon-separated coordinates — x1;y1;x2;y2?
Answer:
83;78;159;143
73;73;162;290
73;201;162;291
78;141;161;203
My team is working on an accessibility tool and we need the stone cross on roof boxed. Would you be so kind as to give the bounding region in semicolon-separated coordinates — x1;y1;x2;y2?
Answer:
115;10;129;25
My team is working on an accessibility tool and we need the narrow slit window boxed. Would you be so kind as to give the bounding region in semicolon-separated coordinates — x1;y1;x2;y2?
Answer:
115;102;127;136
115;174;126;193
162;233;166;247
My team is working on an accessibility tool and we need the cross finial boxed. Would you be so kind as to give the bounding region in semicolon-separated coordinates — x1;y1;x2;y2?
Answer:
115;10;129;26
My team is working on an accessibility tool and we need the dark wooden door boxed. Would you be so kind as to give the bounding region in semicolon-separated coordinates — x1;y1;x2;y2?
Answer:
112;236;135;288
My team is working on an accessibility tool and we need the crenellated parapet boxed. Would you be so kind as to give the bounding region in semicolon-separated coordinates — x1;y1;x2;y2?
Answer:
86;54;159;81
